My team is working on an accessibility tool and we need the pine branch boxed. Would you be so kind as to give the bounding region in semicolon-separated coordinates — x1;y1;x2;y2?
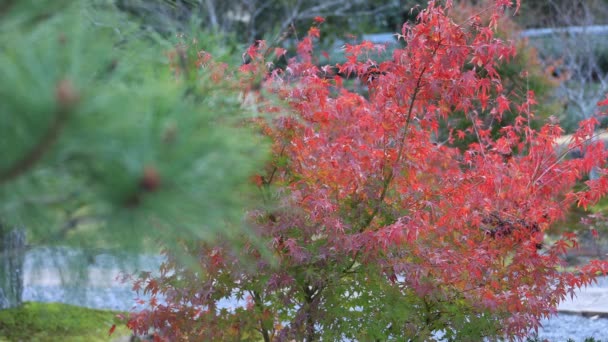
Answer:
0;106;71;185
0;0;16;16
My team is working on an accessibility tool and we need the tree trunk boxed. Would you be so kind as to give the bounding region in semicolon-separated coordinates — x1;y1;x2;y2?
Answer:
0;222;25;309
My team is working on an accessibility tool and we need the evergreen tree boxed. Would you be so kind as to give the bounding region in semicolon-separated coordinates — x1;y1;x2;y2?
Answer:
0;0;266;265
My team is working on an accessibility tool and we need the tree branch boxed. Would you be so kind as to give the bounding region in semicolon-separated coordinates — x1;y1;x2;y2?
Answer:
359;59;431;233
250;290;271;342
0;107;70;185
203;0;219;31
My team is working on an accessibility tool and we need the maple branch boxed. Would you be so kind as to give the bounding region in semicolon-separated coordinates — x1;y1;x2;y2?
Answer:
525;74;532;133
264;144;287;186
530;130;606;191
301;282;323;341
346;56;433;276
468;110;487;159
396;64;429;165
250;290;271;342
341;254;361;275
258;143;287;205
359;51;433;233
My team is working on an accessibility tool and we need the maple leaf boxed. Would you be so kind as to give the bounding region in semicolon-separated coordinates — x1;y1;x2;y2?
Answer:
598;95;608;107
456;130;466;140
514;115;527;126
496;95;510;117
308;27;321;39
274;47;287;59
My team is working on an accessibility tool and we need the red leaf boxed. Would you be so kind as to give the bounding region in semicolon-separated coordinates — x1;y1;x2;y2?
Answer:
496;95;510;117
312;111;330;124
108;324;116;336
274;47;287;58
313;16;325;24
598;95;608;107
308;27;320;38
457;130;466;140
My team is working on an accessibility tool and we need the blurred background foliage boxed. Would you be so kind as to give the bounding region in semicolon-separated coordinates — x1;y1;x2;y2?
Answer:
0;0;268;253
116;0;406;43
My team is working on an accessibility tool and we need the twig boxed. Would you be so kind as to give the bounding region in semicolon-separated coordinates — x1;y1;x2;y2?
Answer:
0;107;70;185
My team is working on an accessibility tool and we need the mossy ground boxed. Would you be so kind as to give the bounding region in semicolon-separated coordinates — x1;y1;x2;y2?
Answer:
0;302;130;342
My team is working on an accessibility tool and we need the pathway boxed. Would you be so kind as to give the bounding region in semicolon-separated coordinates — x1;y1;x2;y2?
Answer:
558;287;608;318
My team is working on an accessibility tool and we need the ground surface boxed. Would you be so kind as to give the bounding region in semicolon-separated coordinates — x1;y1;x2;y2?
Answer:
0;302;130;342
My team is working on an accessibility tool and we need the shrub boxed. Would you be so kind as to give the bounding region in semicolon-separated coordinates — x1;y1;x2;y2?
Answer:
128;1;608;341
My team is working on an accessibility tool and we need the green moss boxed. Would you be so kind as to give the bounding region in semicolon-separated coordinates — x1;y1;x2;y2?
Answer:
0;302;130;342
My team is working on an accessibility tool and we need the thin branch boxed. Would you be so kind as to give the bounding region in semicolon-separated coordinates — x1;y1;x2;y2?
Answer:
530;130;608;192
279;0;303;34
345;48;435;274
250;289;271;342
203;0;219;31
468;110;487;159
252;0;274;18
359;49;434;233
296;0;345;19
0;107;70;185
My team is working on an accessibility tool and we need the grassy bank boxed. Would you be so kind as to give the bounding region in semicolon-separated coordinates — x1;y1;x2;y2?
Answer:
0;302;130;342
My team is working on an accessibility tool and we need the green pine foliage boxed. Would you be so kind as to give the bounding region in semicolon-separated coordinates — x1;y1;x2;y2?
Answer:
0;1;268;251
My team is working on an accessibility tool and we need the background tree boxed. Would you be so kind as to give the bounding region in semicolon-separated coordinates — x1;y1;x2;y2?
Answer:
116;0;406;43
516;0;608;29
128;1;608;341
525;0;608;132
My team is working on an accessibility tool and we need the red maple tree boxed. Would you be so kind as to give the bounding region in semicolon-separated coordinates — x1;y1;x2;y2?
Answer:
127;1;608;340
